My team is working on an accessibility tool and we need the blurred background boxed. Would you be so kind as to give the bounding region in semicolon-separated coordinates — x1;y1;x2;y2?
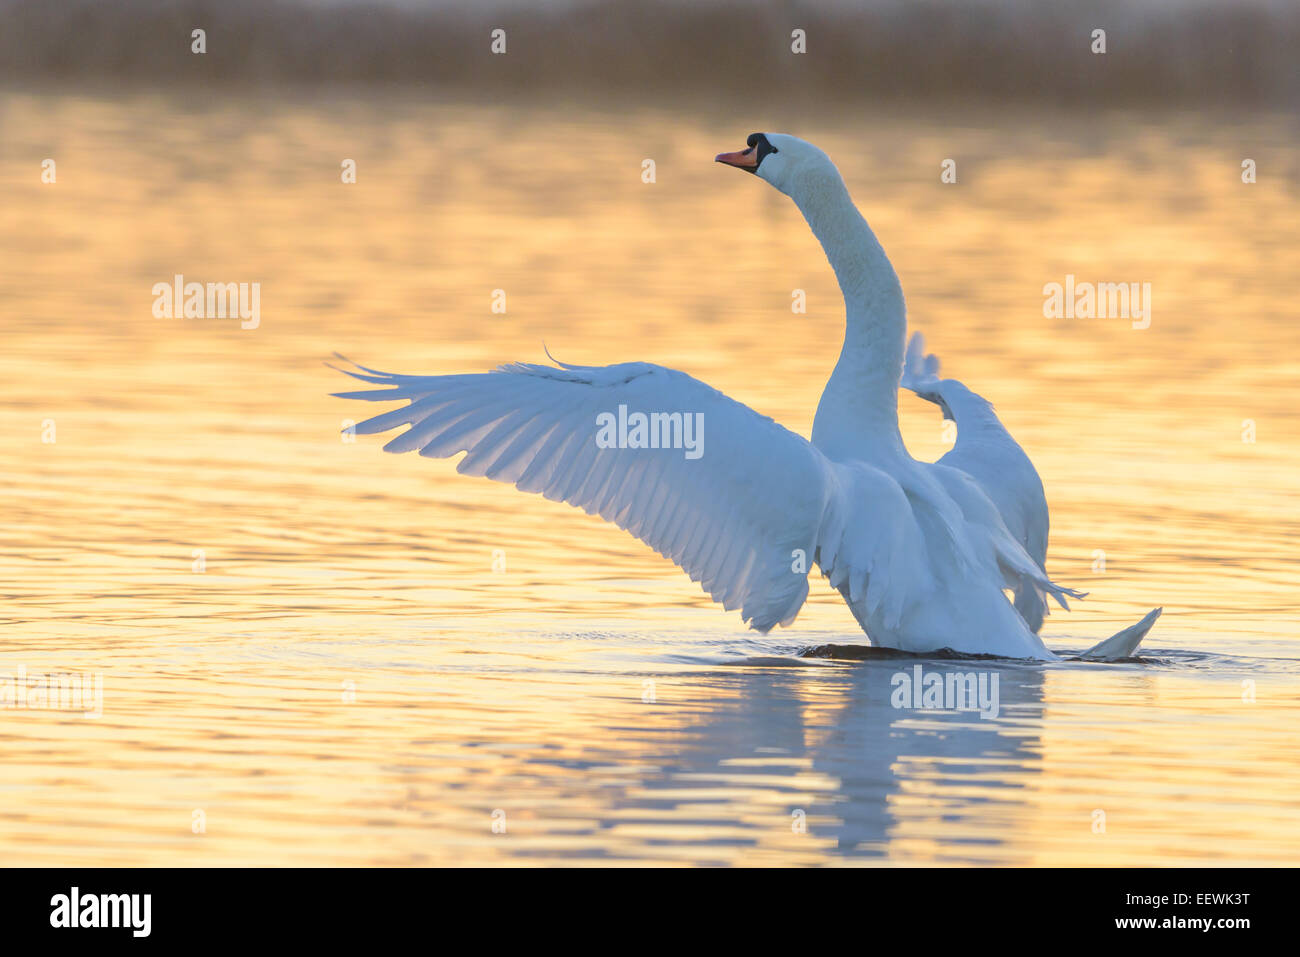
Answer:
3;0;1299;107
0;0;1297;866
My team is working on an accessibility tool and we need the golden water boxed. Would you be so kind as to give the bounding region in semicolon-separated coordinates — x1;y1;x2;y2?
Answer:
1;90;1297;864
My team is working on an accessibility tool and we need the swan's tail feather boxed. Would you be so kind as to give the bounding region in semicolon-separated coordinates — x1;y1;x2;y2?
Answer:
1077;608;1162;660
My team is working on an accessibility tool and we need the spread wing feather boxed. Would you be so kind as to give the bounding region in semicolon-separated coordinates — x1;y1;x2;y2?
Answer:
333;357;890;631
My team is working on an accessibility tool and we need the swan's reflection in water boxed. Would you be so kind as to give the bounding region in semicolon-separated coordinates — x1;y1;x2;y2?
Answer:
594;656;1047;861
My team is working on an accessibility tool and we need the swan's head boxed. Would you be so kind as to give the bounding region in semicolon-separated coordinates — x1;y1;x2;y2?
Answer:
715;132;842;199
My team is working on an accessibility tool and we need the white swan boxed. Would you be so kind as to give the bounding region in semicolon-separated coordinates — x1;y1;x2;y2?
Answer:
900;331;1051;632
333;132;1160;660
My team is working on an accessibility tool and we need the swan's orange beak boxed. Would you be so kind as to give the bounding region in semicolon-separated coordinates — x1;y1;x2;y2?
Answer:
715;146;758;170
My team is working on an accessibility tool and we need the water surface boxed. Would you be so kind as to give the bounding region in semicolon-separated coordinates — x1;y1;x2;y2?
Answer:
1;91;1297;865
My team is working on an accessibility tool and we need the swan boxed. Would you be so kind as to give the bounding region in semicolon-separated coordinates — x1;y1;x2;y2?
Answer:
899;331;1051;632
333;132;1160;660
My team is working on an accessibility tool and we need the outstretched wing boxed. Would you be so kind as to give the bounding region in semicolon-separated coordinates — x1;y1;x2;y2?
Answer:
899;331;942;396
333;356;840;632
901;330;1055;631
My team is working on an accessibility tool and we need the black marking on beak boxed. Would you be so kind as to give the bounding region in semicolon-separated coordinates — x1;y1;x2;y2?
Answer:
746;132;779;171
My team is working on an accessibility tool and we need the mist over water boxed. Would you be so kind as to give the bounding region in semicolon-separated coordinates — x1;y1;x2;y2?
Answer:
1;2;1298;864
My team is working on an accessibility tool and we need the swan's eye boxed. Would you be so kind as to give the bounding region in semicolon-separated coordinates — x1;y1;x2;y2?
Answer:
745;133;779;167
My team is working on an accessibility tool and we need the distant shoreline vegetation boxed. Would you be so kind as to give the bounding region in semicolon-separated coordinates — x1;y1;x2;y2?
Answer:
1;0;1297;107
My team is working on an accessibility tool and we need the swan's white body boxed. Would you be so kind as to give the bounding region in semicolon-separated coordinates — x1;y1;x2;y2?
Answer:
335;132;1159;660
900;332;1051;632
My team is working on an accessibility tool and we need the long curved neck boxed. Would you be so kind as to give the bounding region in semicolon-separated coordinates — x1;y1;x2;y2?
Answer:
798;177;907;461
